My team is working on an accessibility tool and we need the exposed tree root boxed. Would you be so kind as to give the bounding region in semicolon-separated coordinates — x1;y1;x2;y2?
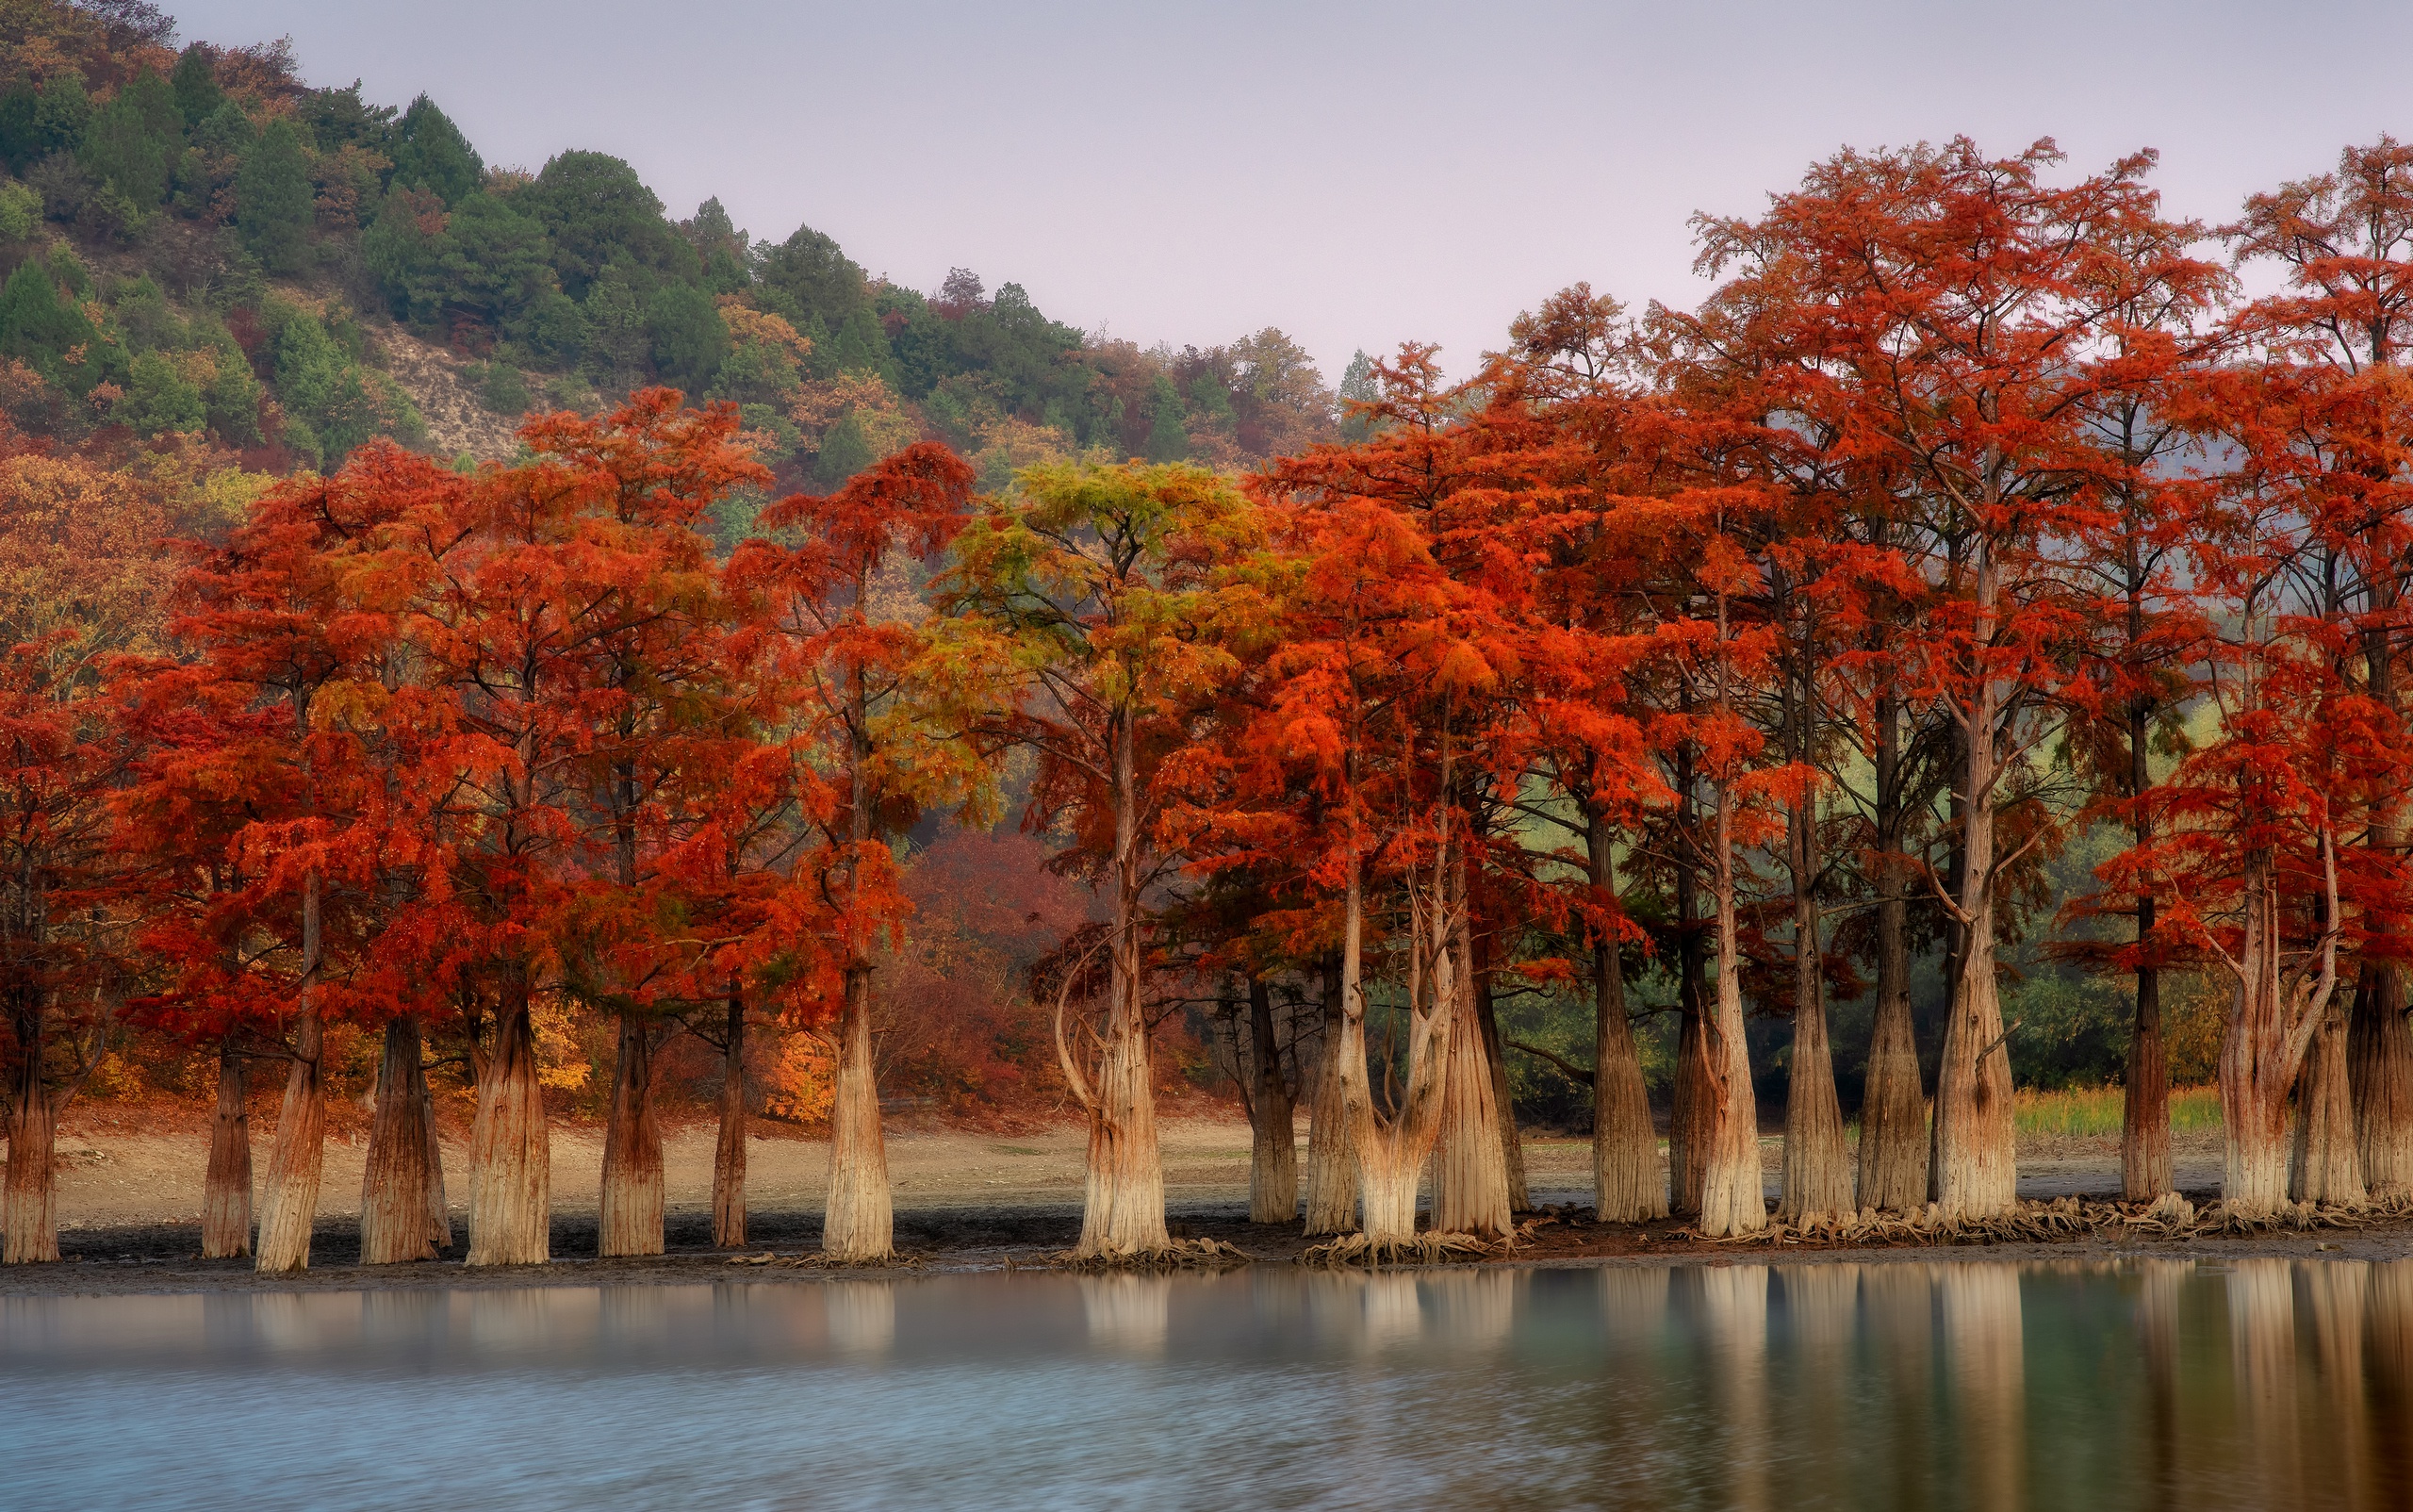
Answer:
1298;1216;1551;1269
721;1251;932;1271
1040;1237;1255;1273
1679;1192;2413;1247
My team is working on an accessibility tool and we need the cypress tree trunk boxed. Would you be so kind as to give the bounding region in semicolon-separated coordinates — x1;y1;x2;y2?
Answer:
1475;972;1528;1212
1354;1136;1422;1241
1695;780;1766;1238
1430;896;1513;1239
1244;977;1297;1224
598;1011;664;1257
1858;689;1928;1210
1302;959;1355;1235
419;1055;451;1252
1670;751;1708;1215
2354;609;2413;1196
1073;709;1168;1257
257;959;328;1278
254;1011;325;1274
1778;672;1849;1223
713;989;747;1248
2350;964;2413;1196
468;985;550;1265
2123;964;2181;1200
1334;839;1450;1246
1779;909;1849;1219
2221;849;2339;1215
826;671;895;1262
1859;910;1926;1209
1931;539;2017;1218
2292;998;2366;1204
257;695;328;1273
1673;985;1707;1214
1077;1006;1168;1256
2124;961;2171;1200
360;1015;437;1264
824;967;894;1260
201;1041;252;1259
1585;812;1664;1222
255;874;326;1273
2225;1063;2294;1217
2;1068;57;1265
2122;695;2172;1201
1430;991;1513;1236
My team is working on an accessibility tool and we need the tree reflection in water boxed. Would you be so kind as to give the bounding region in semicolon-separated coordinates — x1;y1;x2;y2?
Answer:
1939;1263;2024;1512
3;1258;2413;1508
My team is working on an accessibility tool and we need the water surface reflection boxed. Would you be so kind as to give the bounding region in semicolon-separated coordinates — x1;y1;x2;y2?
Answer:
2;1257;2407;1510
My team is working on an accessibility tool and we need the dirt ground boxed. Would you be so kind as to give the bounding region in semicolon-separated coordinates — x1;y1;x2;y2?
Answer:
9;1113;2388;1295
42;1113;2226;1234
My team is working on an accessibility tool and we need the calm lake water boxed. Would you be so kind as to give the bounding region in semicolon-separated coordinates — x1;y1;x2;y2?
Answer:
1;1258;2406;1510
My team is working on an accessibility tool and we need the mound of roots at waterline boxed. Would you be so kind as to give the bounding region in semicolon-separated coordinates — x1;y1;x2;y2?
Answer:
1683;1192;2413;1247
1297;1217;1559;1269
726;1250;934;1271
1037;1238;1256;1273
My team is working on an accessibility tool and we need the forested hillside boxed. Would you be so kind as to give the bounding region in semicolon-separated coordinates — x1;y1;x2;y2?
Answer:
0;0;1343;487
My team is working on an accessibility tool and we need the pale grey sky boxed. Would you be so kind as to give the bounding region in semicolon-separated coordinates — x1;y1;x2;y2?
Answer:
169;0;2413;385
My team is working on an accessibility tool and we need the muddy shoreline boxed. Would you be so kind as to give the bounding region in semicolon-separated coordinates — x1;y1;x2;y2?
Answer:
15;1193;2413;1297
14;1114;2391;1296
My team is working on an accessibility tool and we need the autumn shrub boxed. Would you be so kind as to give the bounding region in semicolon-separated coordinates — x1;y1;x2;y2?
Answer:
763;1029;835;1126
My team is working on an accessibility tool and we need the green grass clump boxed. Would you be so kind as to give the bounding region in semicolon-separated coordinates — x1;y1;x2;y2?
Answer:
2012;1084;2220;1138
